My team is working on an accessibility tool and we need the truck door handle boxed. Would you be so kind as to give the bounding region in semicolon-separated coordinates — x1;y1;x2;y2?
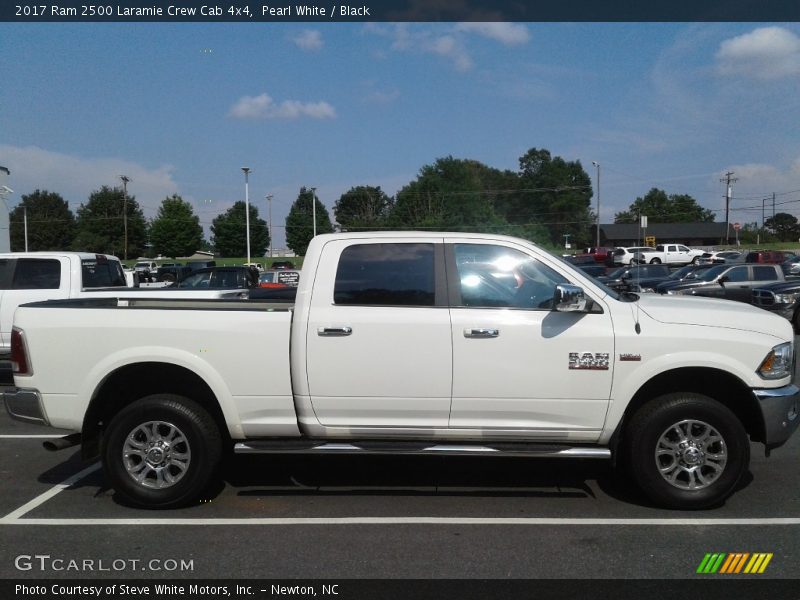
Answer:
317;327;353;337
463;328;499;338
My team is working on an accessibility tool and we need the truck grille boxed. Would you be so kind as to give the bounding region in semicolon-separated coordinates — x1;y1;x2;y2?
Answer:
752;289;776;307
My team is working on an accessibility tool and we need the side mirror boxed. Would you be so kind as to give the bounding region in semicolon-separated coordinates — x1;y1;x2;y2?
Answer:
553;284;589;312
718;275;729;286
621;271;632;281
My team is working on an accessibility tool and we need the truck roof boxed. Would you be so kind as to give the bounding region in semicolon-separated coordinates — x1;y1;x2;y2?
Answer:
311;231;539;243
0;251;119;261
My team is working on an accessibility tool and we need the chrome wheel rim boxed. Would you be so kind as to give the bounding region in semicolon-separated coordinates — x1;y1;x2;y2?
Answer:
655;419;727;490
122;421;191;489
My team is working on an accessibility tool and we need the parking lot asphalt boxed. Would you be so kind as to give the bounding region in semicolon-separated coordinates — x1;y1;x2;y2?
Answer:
1;370;799;581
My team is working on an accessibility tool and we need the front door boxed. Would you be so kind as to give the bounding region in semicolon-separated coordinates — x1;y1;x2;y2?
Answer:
447;242;614;440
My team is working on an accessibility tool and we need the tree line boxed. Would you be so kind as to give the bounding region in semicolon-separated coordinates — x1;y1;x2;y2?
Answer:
11;147;737;257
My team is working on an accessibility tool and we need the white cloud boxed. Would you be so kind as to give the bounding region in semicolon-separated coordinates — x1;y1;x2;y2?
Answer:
291;29;323;51
228;93;336;120
364;23;529;72
716;27;800;80
455;22;530;45
0;144;179;216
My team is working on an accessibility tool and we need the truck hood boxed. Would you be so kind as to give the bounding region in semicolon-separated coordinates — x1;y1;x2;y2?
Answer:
633;293;791;341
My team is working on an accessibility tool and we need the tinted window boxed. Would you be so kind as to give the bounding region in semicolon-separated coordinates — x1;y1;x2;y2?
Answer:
454;244;568;310
753;266;779;280
334;243;435;306
0;259;14;290
725;267;749;282
12;259;61;289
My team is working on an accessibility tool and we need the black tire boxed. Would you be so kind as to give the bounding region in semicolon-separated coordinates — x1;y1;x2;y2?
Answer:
624;393;749;509
649;258;661;264
691;257;700;265
102;394;222;509
159;273;177;283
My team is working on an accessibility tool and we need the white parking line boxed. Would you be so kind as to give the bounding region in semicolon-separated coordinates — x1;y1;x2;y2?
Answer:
0;435;65;438
0;463;100;522
3;516;800;526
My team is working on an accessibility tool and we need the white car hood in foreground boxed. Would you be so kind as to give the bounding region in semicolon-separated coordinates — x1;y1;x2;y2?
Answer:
634;293;792;342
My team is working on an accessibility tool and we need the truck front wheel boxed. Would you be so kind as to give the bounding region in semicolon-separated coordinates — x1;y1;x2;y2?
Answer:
102;394;222;509
624;393;749;509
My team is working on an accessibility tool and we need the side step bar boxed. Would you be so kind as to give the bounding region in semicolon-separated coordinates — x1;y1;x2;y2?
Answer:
234;440;610;459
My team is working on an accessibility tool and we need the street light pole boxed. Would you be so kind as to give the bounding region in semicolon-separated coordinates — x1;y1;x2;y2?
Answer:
120;175;130;260
242;167;251;265
23;206;28;252
310;187;317;239
267;194;273;257
591;161;600;248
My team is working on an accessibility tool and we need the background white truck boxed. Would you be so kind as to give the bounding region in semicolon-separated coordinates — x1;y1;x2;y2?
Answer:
3;233;799;510
0;252;249;357
634;244;705;265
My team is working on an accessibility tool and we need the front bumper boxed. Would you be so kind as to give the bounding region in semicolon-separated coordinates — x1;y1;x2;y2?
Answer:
753;384;800;451
2;387;49;426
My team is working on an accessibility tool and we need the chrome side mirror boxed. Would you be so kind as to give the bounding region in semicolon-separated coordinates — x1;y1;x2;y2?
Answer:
553;284;589;312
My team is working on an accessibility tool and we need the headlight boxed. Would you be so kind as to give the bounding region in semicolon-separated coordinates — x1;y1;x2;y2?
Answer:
774;292;800;304
758;342;794;380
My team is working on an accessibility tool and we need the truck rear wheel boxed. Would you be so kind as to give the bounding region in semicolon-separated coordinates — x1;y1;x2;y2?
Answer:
102;394;222;509
624;393;749;509
649;258;661;264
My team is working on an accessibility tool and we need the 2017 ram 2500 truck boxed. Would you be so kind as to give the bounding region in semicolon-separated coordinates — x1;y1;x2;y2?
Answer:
3;233;799;510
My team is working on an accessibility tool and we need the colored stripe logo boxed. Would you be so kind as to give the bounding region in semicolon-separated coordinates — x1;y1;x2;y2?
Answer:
697;553;773;574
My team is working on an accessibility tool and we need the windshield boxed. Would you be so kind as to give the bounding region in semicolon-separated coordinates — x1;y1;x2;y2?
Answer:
698;265;728;281
669;266;695;280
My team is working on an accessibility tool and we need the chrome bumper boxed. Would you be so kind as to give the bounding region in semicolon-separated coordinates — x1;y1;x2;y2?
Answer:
753;384;800;451
2;387;49;426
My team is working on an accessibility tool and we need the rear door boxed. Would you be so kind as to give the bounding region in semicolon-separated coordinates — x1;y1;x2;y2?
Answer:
305;239;452;428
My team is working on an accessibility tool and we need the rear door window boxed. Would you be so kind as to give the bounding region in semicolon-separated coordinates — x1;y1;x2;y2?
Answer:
753;266;779;281
12;259;61;289
334;243;435;306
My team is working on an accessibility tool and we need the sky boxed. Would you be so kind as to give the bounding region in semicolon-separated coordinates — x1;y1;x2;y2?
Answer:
2;21;800;251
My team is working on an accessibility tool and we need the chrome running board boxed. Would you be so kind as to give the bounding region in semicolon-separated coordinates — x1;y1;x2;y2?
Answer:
234;440;610;459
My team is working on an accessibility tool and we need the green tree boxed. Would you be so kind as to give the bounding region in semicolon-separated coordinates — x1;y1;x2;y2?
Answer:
614;188;715;224
285;187;334;255
149;195;204;257
210;201;269;257
72;185;147;258
9;189;75;251
503;148;594;248
389;156;505;232
764;212;800;242
333;186;393;231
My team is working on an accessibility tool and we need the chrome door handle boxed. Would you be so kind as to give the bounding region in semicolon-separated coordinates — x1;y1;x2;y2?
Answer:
463;328;499;338
317;326;353;337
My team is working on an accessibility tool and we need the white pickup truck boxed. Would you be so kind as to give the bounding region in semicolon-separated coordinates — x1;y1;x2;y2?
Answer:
3;233;799;510
0;252;249;357
635;244;705;266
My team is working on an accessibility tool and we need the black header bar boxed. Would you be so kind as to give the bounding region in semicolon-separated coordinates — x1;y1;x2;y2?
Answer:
3;0;800;23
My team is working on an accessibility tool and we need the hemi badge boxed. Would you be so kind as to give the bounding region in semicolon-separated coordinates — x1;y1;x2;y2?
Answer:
619;353;641;362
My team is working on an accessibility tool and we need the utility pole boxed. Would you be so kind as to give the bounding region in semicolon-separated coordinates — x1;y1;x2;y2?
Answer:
720;171;737;244
266;194;273;257
591;161;600;248
120;175;130;260
242;167;251;265
23;205;28;252
310;187;317;239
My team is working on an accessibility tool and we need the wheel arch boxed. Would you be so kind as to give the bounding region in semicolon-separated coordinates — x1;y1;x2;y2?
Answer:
610;367;765;453
81;362;230;460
